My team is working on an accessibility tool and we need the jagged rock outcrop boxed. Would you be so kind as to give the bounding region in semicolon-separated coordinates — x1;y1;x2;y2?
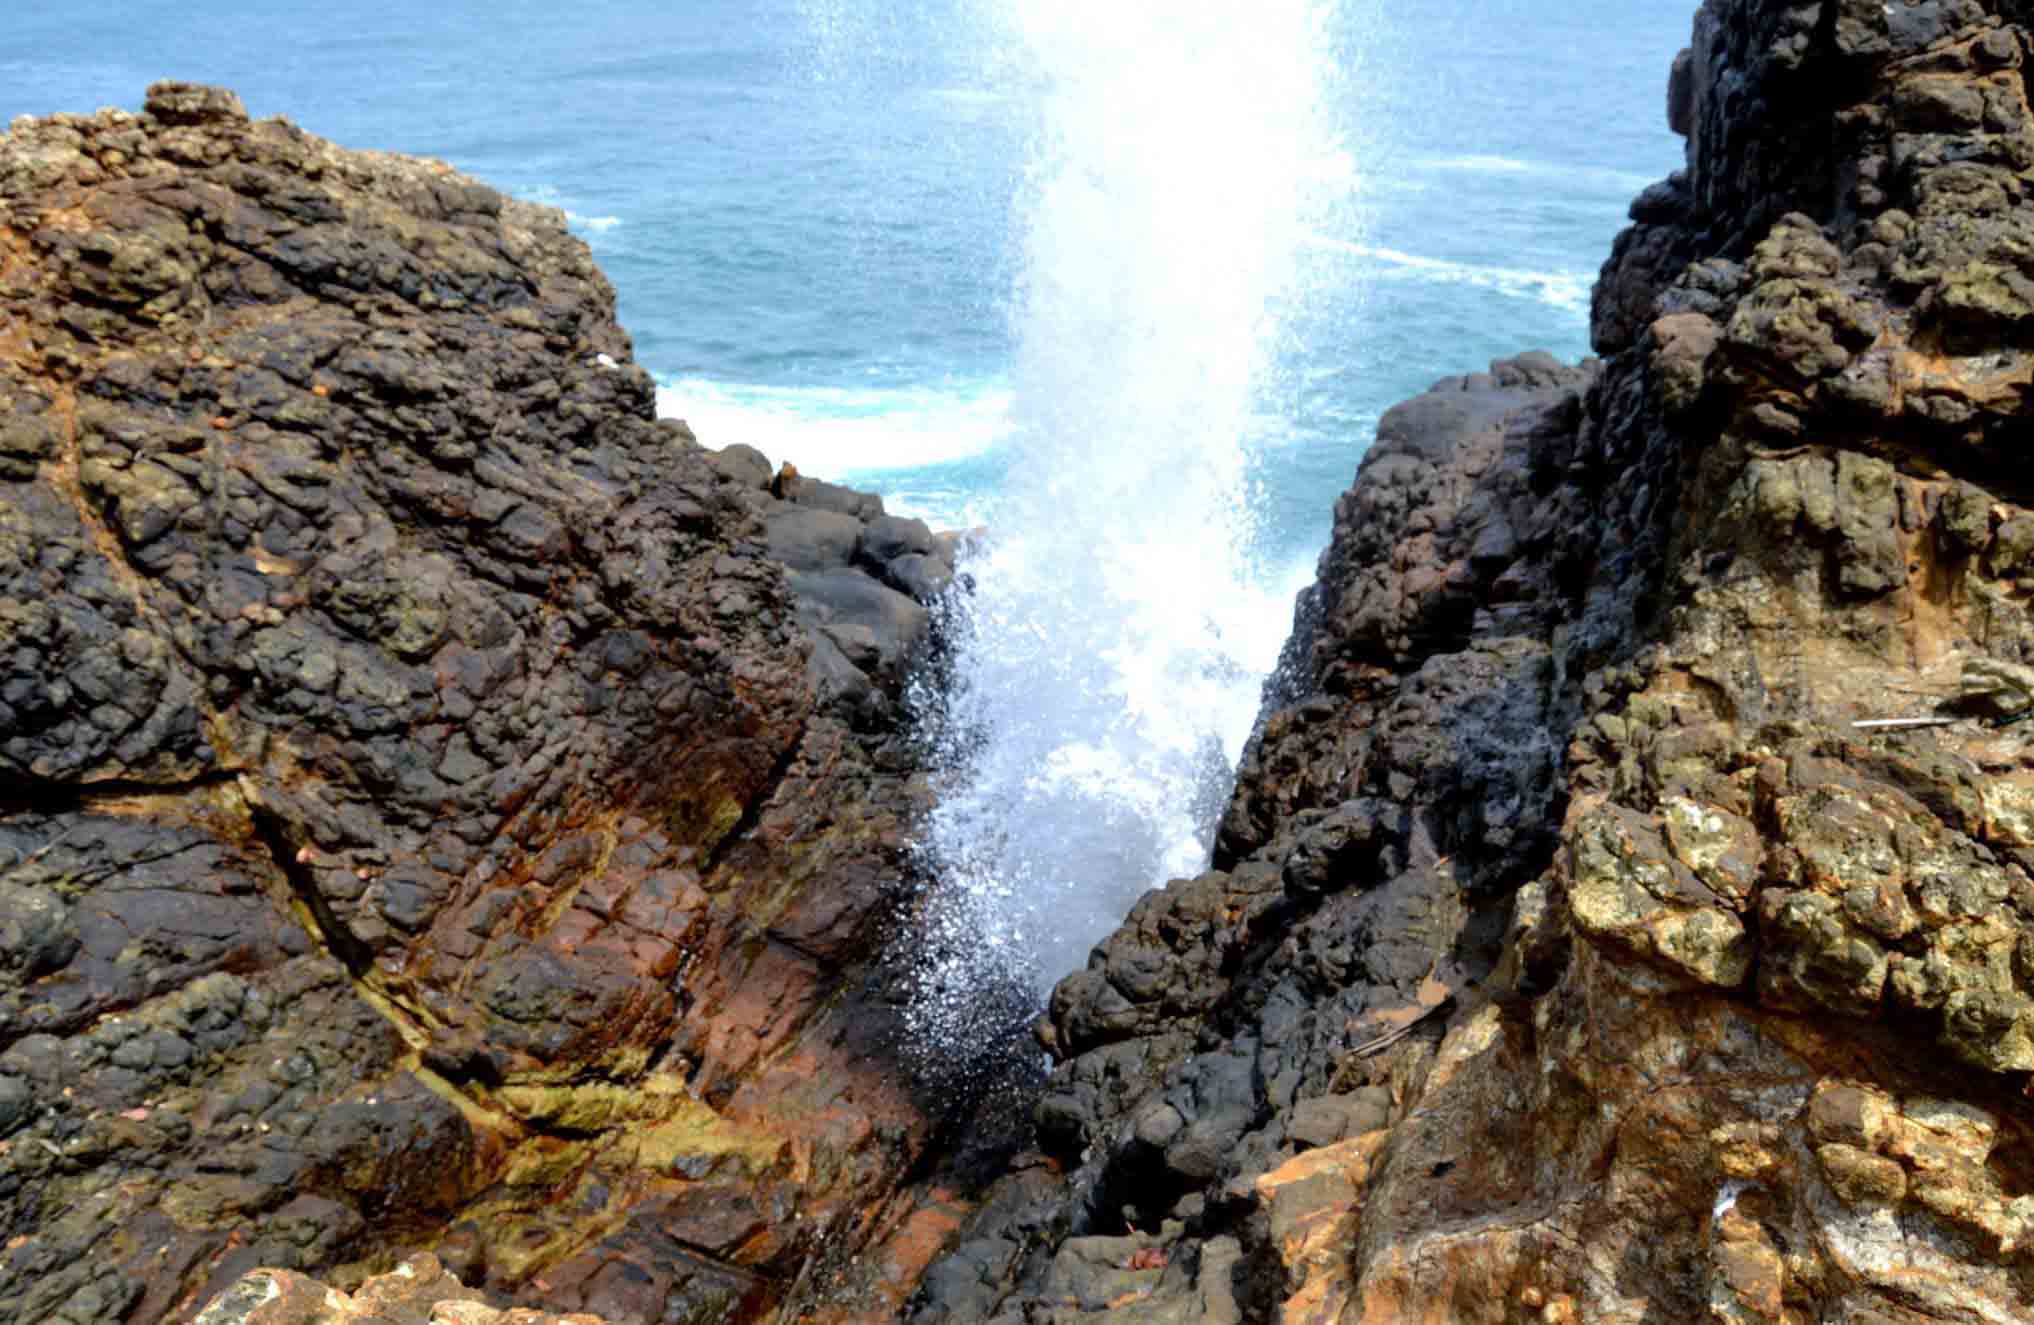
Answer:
32;1;2034;1319
910;2;2034;1321
0;83;963;1324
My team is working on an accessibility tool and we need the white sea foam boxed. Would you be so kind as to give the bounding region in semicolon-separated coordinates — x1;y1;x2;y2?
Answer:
874;486;992;532
521;185;627;246
1418;153;1656;194
1308;235;1592;317
655;377;1009;476
902;0;1348;1029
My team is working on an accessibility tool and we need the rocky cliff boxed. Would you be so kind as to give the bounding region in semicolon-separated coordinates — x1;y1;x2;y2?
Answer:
908;1;2034;1320
23;0;2034;1320
0;84;974;1324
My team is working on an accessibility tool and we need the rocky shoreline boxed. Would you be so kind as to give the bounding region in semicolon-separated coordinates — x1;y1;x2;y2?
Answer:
0;82;988;1323
902;1;2034;1320
11;0;2034;1321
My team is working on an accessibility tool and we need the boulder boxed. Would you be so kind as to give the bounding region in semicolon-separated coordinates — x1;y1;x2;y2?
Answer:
709;443;774;490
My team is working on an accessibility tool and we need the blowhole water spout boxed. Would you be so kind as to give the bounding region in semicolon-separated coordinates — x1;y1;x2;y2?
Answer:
901;0;1349;1045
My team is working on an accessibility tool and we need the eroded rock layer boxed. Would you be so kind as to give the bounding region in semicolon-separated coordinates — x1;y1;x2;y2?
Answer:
0;84;964;1324
912;2;2034;1321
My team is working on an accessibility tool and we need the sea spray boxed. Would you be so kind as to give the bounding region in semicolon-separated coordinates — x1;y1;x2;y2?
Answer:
901;0;1348;1047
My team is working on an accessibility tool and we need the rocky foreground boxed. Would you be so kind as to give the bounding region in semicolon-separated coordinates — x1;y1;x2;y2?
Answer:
0;82;978;1323
13;0;2034;1321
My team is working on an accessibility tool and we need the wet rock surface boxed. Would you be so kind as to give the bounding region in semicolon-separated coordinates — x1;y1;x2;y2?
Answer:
910;2;2034;1321
0;83;963;1324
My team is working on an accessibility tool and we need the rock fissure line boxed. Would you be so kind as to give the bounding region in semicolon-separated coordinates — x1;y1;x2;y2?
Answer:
241;791;374;978
701;730;805;878
0;765;242;812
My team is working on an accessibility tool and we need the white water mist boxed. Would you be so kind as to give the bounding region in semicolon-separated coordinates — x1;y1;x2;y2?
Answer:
908;0;1345;1034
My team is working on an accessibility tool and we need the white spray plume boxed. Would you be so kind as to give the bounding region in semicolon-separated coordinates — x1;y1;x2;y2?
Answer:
905;0;1348;1040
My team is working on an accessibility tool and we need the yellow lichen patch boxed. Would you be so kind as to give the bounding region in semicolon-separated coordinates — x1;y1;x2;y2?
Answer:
496;1073;695;1133
466;1211;617;1287
492;1074;789;1180
664;762;751;859
1710;1121;1787;1183
408;1064;517;1138
485;1039;660;1095
631;1098;789;1180
501;1082;643;1133
498;1135;593;1191
1567;802;1754;989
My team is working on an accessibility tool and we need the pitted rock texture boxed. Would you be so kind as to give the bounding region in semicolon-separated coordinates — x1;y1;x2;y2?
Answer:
0;83;959;1325
909;3;2034;1322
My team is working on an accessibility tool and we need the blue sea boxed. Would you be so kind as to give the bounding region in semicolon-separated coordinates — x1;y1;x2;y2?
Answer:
4;0;1685;563
6;0;1694;995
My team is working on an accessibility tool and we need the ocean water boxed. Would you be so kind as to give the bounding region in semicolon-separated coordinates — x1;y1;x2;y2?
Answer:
3;0;1684;555
6;1;1692;1007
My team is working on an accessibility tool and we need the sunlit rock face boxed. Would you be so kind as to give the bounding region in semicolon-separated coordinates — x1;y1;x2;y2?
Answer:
910;3;2034;1321
0;81;968;1324
26;0;2034;1317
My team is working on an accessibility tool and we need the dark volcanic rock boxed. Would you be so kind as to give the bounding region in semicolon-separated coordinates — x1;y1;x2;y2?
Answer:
911;2;2034;1321
0;85;959;1325
40;0;2034;1318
